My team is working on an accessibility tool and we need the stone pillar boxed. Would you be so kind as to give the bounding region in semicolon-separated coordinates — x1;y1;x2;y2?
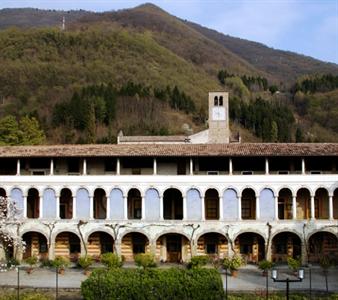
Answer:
49;243;55;260
116;158;120;175
50;159;54;175
141;195;145;220
39;196;43;219
292;195;297;220
329;195;334;220
106;194;110;220
89;196;94;219
256;196;260;220
310;195;315;220
238;196;242;220
229;158;233;175
302;158;305;175
274;196;279;220
114;240;122;257
16;159;20;175
83;159;87;175
219;195;223;221
72;196;77;219
301;242;308;265
266;242;272;261
150;240;157;258
123;196;128;220
153;158;157;175
189;158;193;175
265;158;269;175
190;239;198;257
159;195;164;220
56;196;60;219
183;196;187;220
201;196;205;221
23;195;27;218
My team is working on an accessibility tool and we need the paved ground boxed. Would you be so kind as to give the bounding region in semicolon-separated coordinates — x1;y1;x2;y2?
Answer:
0;264;337;293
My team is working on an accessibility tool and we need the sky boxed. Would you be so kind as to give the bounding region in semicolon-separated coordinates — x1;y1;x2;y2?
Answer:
1;0;337;64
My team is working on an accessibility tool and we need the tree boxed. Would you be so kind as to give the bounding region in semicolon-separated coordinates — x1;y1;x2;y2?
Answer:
19;116;46;145
270;121;278;142
0;115;21;145
295;127;303;143
0;196;25;262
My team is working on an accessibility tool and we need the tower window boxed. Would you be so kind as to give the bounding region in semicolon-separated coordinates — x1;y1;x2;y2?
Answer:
214;96;218;106
219;96;223;106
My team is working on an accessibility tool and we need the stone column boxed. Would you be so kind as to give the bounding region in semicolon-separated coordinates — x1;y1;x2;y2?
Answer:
329;194;334;220
123;196;128;220
150;240;157;258
50;159;54;175
159;195;164;220
153;158;157;175
83;159;87;175
189;158;193;175
16;159;20;175
49;242;55;260
56;196;60;219
201;196;205;221
301;242;308;265
310;195;315;220
229;158;233;175
238;196;242;220
114;240;122;257
183;196;187;220
302;158;305;175
106;195;110;220
266;242;272;261
219;195;223;221
141;195;145;220
39;196;43;219
292;195;297;220
72;196;77;219
89;196;94;219
23;195;27;218
116;158;120;175
274;196;279;220
265;158;269;175
256;196;260;220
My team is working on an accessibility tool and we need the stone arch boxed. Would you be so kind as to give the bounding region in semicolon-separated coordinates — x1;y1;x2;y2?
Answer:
271;231;302;263
308;231;338;263
186;188;202;220
127;188;142;219
109;188;124;220
197;232;228;257
258;187;276;197
241;188;256;220
205;188;219;220
121;232;150;261
22;231;49;260
87;231;114;257
277;188;293;220
277;186;296;197
234;231;265;263
222;186;239;196
54;231;81;261
0;188;6;198
163;188;183;220
145;188;160;220
27;188;40;219
296;187;311;219
93;188;107;219
156;232;190;263
314;187;329;219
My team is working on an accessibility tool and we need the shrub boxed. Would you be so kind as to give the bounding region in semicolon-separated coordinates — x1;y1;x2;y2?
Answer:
134;253;156;269
25;256;38;267
223;256;243;271
258;259;273;271
187;255;210;269
0;292;52;300
287;257;301;271
50;256;70;269
78;256;93;270
100;252;123;269
81;268;224;300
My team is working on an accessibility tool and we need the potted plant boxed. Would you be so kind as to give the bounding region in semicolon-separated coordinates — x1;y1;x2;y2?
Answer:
287;257;301;275
78;256;93;276
223;255;243;277
25;255;38;274
51;256;70;274
258;259;273;276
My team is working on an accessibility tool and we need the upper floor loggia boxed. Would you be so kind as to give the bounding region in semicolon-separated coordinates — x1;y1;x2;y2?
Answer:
0;143;337;176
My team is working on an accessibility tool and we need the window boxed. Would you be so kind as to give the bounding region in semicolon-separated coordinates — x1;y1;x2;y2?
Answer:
242;198;253;219
39;237;48;253
70;241;80;254
214;96;218;106
219;96;223;106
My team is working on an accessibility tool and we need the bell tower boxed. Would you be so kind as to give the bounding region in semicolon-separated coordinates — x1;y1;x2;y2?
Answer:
208;91;230;143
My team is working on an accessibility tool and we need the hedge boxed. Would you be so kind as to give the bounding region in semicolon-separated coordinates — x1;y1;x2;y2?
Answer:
81;268;224;300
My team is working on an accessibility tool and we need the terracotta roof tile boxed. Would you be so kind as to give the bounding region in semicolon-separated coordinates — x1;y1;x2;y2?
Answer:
119;135;188;142
0;143;337;158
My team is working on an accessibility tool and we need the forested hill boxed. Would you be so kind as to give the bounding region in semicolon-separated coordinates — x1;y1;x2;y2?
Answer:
0;4;337;145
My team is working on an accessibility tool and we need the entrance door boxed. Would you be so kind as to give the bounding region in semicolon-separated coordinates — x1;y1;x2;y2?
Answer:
23;235;32;259
166;235;182;262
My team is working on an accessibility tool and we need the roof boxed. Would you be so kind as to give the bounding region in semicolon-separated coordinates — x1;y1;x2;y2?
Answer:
0;143;337;158
119;135;189;143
